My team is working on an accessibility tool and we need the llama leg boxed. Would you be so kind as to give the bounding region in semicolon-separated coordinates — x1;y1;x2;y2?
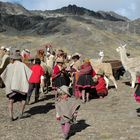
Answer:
104;76;109;89
131;72;136;88
109;75;117;89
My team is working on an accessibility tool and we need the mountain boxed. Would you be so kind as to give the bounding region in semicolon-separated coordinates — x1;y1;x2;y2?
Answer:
0;2;31;15
49;5;129;22
0;3;132;35
0;2;140;59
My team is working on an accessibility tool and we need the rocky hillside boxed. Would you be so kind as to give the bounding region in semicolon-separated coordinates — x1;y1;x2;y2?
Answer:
0;2;131;35
0;2;140;59
0;1;31;15
49;5;129;22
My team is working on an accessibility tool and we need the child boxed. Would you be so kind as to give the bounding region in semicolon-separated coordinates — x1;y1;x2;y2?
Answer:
55;85;80;140
95;69;108;98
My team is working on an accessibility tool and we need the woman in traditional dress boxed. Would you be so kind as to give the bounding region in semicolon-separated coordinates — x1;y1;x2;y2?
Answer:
52;57;67;89
70;53;82;98
76;59;96;103
94;69;108;98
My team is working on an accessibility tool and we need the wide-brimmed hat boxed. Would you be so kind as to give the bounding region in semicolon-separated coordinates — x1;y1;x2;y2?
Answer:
57;85;71;96
84;58;90;63
72;53;81;58
97;69;104;75
10;51;21;60
56;57;64;63
6;48;10;52
0;46;5;50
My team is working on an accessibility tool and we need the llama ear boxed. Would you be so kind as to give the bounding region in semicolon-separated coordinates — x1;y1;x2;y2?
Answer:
122;44;127;48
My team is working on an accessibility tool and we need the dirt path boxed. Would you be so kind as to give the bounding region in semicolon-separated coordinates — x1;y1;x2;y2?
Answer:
0;80;140;140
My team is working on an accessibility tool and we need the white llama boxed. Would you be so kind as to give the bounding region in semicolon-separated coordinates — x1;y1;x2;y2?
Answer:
116;44;140;88
91;50;104;63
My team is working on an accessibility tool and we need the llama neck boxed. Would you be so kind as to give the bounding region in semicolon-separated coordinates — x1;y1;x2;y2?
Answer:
100;56;104;62
119;49;129;65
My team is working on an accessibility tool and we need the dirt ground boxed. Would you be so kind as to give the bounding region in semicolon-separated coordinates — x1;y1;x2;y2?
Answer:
0;79;140;140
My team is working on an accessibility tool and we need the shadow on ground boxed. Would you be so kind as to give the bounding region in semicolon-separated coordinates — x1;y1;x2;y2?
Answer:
69;120;90;138
38;94;55;102
108;85;116;90
25;102;55;116
136;108;140;117
122;81;131;87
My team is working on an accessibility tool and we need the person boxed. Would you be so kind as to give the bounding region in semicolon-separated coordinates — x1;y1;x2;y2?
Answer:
94;69;108;98
70;53;81;71
0;46;6;63
55;85;80;140
45;50;55;70
52;57;67;90
70;53;82;98
21;49;31;66
27;58;44;104
0;48;10;71
134;76;140;103
1;51;32;121
76;59;96;103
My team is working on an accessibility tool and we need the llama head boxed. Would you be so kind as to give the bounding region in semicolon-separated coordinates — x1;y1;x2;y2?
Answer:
121;44;127;48
116;44;127;52
99;51;104;57
116;46;121;52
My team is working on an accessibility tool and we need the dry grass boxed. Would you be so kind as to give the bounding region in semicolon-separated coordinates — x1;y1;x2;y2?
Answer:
0;18;140;60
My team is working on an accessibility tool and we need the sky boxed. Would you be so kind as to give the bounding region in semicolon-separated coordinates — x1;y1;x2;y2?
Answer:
1;0;140;20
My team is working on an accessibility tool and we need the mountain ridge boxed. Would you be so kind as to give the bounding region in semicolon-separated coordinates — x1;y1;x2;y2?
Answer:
0;2;129;21
47;5;129;22
0;1;140;59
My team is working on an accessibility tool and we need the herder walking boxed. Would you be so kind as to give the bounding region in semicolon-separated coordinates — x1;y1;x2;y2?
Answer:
1;51;32;121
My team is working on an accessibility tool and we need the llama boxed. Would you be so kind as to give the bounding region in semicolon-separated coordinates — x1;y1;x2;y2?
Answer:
90;59;117;89
91;50;104;63
116;44;140;88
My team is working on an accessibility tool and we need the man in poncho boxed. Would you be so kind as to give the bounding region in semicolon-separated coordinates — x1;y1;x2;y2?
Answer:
1;50;32;121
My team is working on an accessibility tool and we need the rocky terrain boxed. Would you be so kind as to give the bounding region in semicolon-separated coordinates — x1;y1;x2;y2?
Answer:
0;2;140;140
0;80;140;140
0;2;140;59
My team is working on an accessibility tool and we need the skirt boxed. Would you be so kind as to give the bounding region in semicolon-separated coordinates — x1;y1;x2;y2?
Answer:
76;74;94;89
52;75;67;89
7;92;27;103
